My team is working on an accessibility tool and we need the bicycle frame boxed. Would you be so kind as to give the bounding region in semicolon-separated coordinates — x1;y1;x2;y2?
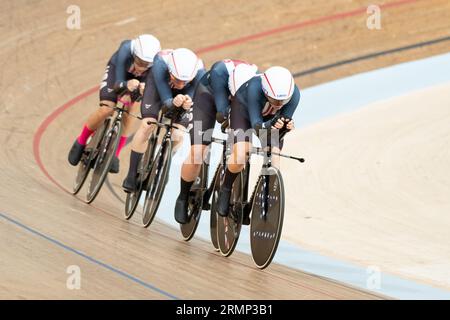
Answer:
206;135;232;205
243;132;293;220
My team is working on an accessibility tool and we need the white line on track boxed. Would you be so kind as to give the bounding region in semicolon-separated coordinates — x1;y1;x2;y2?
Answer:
114;17;137;26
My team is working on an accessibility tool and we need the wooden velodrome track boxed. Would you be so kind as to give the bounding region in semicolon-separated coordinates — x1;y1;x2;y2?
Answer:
1;0;449;299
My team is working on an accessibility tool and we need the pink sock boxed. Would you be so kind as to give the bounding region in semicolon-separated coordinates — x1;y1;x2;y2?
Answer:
115;136;128;157
77;125;95;146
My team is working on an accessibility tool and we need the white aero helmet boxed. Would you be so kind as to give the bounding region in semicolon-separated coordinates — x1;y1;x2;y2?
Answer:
261;66;294;103
167;48;200;82
131;34;161;64
228;63;258;96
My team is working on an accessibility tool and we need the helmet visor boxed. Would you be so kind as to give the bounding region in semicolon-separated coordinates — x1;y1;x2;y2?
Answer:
169;72;189;89
266;95;291;107
133;55;152;69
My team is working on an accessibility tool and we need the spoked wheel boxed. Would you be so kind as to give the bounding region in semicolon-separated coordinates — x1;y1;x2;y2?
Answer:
142;139;172;228
72;119;109;195
72;149;93;195
209;165;224;251
216;171;244;257
86;121;121;203
124;134;157;220
250;167;285;269
180;163;208;241
124;185;143;220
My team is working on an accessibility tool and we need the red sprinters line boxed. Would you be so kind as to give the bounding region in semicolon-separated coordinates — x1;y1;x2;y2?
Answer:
196;0;420;54
30;0;419;299
33;86;99;194
33;0;419;189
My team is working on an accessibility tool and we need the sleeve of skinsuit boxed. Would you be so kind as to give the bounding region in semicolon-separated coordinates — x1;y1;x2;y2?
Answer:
113;40;133;91
151;55;174;108
209;62;231;115
184;68;207;98
280;85;301;119
246;77;265;129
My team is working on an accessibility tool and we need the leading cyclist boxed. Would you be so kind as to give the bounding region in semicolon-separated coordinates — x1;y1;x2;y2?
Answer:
216;66;300;219
67;34;161;174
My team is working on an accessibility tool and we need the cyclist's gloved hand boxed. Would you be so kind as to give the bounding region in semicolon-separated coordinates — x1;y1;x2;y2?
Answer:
284;118;294;131
173;94;186;108
261;119;275;130
273;117;285;129
215;112;228;124
130;88;142;102
139;82;145;96
127;79;140;92
182;95;193;110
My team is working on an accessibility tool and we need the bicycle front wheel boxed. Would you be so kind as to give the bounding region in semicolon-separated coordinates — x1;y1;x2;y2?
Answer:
124;136;157;220
72;119;110;195
142;139;172;228
209;165;224;251
86;121;121;203
250;167;285;269
216;171;244;257
180;162;207;241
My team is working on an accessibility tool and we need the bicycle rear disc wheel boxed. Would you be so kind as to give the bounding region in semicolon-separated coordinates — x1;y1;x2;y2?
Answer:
217;172;243;257
250;167;285;269
86;122;121;203
142;139;172;228
180;163;207;241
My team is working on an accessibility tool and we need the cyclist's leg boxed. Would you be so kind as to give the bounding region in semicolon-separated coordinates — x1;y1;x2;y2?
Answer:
182;82;216;179
270;139;284;169
122;116;157;190
178;81;216;195
217;98;252;216
114;96;139;157
170;123;186;154
115;69;147;160
68;63;117;166
175;81;216;223
259;132;284;169
123;71;161;191
86;61;119;134
226;97;252;179
182;145;208;180
85;101;115;132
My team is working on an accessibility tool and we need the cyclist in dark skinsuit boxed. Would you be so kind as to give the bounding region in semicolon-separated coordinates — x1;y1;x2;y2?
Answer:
173;59;258;224
122;48;206;193
67;34;161;174
216;66;301;219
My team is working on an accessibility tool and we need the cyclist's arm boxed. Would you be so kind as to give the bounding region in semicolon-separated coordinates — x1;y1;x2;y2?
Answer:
210;66;231;116
152;56;174;109
280;86;300;119
184;68;206;99
113;40;133;94
247;79;265;129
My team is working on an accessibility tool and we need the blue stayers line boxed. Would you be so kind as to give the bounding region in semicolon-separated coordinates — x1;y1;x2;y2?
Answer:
0;212;180;300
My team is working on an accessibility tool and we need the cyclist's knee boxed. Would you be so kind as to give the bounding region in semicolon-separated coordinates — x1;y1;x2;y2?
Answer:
187;144;207;165
172;134;184;151
230;142;251;166
228;162;245;173
98;101;115;116
171;126;185;143
139;117;157;133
